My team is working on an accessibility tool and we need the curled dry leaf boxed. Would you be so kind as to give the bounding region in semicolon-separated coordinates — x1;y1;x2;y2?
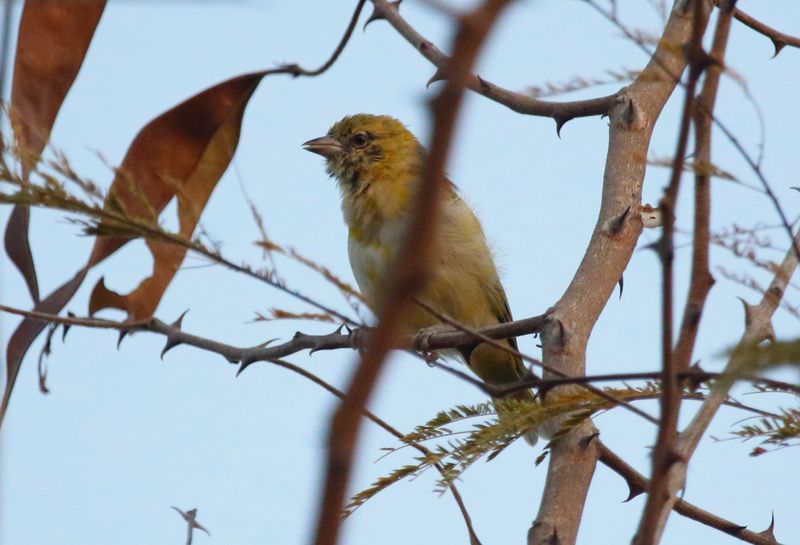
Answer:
4;0;107;304
2;71;267;426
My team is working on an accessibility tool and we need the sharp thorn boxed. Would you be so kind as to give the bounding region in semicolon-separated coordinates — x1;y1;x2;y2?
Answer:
363;0;401;31
618;275;624;299
237;356;257;376
117;328;130;349
554;116;567;138
62;311;76;340
171;309;189;329
257;337;279;349
426;67;446;88
608;205;631;235
623;482;646;502
771;40;786;59
160;336;182;360
758;512;776;539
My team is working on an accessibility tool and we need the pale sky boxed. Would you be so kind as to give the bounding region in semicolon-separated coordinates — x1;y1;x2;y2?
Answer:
1;1;799;545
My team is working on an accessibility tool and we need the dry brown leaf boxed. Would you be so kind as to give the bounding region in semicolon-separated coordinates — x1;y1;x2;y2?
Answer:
2;71;267;426
4;0;106;305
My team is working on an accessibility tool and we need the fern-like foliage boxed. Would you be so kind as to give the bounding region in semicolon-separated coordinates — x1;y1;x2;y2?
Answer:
345;385;660;516
727;408;800;456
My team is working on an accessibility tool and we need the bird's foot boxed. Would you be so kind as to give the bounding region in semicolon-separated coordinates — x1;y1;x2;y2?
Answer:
414;323;456;352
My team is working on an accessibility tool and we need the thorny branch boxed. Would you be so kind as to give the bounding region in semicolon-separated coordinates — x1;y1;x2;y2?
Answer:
4;298;792;545
366;0;618;131
525;0;717;541
2;303;794;408
728;4;800;57
636;224;800;541
597;442;783;545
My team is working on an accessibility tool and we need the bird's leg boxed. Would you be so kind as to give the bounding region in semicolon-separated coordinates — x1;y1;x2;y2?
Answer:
414;323;455;366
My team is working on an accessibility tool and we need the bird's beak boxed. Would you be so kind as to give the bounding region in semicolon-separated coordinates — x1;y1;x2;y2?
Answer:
302;136;343;159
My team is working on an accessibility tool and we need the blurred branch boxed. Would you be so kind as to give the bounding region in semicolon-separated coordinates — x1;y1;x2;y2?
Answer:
636;214;800;542
638;0;717;542
312;4;513;545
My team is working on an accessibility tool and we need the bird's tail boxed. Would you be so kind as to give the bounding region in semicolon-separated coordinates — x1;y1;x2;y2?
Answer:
466;342;539;446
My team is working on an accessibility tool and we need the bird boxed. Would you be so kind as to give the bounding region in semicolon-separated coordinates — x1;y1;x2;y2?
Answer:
303;114;536;444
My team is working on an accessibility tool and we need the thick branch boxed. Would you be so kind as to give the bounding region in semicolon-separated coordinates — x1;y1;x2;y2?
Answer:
528;2;714;544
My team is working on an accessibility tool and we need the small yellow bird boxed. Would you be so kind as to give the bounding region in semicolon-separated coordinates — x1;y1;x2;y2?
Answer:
303;114;535;442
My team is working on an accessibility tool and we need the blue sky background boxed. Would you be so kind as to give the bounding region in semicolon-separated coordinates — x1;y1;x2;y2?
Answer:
1;1;799;544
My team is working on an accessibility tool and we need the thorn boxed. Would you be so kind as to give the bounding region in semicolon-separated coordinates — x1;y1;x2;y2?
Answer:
160;336;182;360
771;39;786;58
790;186;800;193
758;512;776;540
426;66;446;88
617;275;624;299
258;338;280;348
624;96;641;129
117;328;131;349
548;527;560;545
237;356;256;377
171;309;189;329
62;311;76;340
608;206;631;236
363;0;402;31
736;296;755;328
554;116;568;138
624;481;646;502
556;319;567;350
475;74;490;93
581;431;600;448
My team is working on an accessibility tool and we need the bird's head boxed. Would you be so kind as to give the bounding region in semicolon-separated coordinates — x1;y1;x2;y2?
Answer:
302;114;423;196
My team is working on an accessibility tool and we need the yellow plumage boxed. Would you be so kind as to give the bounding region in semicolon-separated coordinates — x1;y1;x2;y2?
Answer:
304;114;533;439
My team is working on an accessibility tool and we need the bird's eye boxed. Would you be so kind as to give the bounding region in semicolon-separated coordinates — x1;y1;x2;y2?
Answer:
351;132;369;148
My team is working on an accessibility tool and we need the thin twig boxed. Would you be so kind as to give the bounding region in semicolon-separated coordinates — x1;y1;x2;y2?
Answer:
366;0;617;129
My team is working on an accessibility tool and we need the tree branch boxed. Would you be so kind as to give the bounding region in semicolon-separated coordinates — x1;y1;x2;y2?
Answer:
527;1;717;543
597;442;783;545
729;5;800;57
366;0;618;129
634;224;800;542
